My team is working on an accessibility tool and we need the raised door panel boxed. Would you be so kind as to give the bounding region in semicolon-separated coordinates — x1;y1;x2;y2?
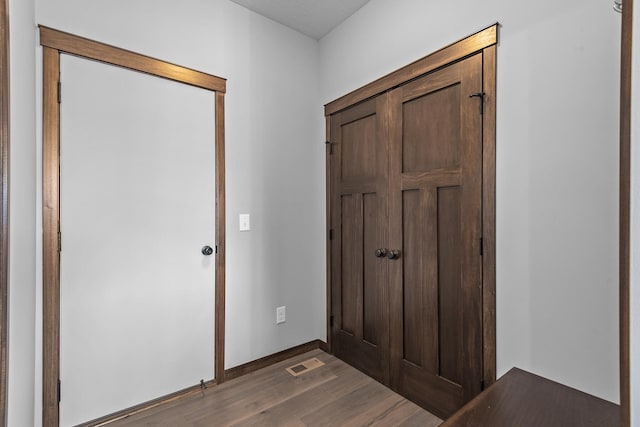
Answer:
330;96;390;384
388;53;484;418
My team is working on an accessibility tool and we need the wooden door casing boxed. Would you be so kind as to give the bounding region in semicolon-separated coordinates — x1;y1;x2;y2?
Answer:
330;96;390;385
40;26;227;427
388;54;483;418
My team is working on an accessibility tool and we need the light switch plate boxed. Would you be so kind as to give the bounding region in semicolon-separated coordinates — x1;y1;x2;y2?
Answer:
276;306;286;324
239;214;250;231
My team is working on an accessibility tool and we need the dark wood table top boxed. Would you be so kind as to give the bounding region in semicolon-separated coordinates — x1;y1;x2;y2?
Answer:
441;367;620;427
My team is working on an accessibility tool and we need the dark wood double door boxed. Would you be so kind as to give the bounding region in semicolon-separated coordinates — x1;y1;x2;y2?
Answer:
329;54;484;419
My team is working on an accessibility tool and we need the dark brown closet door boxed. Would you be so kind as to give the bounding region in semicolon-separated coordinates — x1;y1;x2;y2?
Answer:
387;53;484;418
330;95;390;384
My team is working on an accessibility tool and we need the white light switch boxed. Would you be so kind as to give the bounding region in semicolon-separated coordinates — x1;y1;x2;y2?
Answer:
239;214;251;231
276;306;286;324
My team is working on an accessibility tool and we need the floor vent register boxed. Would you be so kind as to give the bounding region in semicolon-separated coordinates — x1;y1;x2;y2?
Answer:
286;358;325;377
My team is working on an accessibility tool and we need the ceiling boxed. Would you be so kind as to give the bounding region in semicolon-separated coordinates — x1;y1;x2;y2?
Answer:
229;0;371;40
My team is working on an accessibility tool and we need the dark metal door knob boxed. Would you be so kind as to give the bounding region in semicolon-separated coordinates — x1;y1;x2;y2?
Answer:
386;250;400;260
374;248;387;258
202;245;214;256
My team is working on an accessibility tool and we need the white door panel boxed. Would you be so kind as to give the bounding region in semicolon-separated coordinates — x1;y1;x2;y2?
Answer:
59;54;216;426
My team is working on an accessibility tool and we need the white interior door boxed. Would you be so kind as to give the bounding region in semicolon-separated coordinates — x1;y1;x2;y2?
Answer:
59;54;216;427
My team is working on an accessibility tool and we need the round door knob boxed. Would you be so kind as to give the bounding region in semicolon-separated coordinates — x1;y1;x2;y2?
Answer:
387;250;400;260
202;245;214;256
374;248;387;258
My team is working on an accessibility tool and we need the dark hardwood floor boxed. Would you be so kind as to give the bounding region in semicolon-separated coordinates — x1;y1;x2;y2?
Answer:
104;349;441;426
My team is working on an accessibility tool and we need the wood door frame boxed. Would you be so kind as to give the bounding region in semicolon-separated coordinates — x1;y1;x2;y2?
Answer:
39;26;227;427
0;0;8;425
325;24;498;387
619;0;633;425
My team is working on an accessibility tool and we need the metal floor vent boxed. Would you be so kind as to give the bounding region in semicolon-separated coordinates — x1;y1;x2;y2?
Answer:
286;358;325;377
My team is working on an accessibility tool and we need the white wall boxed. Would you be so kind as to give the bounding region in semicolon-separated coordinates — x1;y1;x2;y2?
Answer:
630;1;640;423
321;0;621;403
7;0;37;425
31;0;325;423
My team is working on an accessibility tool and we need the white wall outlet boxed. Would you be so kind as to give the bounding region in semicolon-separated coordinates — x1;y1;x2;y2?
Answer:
239;213;250;231
276;306;286;324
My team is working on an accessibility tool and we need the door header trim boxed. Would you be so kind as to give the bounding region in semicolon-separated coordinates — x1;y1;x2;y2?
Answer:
324;23;498;116
39;26;226;93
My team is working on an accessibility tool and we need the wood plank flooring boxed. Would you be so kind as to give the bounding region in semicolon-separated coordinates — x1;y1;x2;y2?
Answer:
105;349;442;426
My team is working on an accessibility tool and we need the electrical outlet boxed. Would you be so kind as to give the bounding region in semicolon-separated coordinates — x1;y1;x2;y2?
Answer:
276;306;286;324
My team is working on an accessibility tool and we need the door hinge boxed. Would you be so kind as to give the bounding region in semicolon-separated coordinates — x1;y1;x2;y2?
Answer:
480;379;485;391
469;92;485;114
329;315;334;327
58;231;62;253
57;81;62;104
479;237;483;256
215;245;218;254
57;379;61;403
329;229;333;241
325;140;333;154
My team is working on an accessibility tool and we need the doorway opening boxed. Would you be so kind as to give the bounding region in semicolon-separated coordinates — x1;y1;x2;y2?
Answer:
40;26;227;427
325;25;497;419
